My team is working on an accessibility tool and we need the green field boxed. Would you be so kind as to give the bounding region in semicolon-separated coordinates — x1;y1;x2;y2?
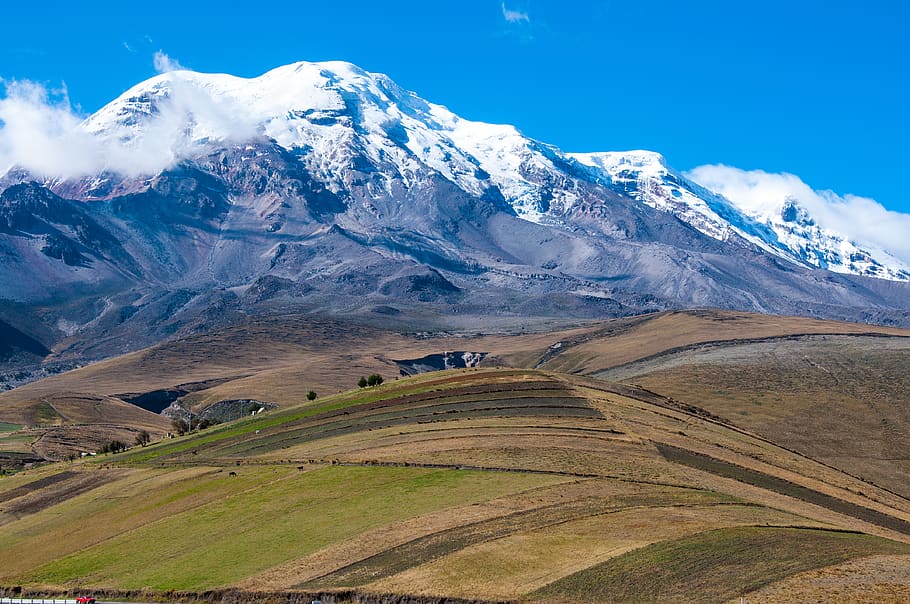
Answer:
11;465;563;590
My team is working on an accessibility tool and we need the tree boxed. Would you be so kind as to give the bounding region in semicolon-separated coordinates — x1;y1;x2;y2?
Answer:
367;374;384;386
171;417;211;435
358;376;368;388
135;430;151;447
97;440;127;454
307;390;317;401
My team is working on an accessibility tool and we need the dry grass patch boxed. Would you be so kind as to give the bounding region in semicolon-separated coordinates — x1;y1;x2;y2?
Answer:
538;310;910;375
734;554;910;603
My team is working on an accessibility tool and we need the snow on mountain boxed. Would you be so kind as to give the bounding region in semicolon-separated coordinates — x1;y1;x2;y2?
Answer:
80;61;573;222
571;151;910;282
685;166;910;282
4;60;908;282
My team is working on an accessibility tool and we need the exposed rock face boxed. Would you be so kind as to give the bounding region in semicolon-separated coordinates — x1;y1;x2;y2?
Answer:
0;61;908;375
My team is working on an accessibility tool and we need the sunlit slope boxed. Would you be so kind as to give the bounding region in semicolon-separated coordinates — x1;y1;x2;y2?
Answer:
589;325;910;502
4;309;904;427
3;368;910;602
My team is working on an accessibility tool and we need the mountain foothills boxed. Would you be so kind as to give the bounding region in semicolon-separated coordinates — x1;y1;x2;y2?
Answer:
1;61;909;378
2;310;910;602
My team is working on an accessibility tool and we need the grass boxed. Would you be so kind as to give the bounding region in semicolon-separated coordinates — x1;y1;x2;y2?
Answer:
0;466;290;575
0;431;33;454
0;423;22;433
530;526;910;603
31;401;62;425
13;465;563;590
3;335;910;602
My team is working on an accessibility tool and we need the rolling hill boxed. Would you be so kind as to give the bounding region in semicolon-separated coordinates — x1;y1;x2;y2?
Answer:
1;310;910;602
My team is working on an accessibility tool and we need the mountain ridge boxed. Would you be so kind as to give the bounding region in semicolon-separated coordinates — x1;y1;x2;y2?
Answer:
5;60;906;282
1;60;909;374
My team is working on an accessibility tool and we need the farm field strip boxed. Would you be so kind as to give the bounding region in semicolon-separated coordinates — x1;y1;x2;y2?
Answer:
577;379;910;519
369;503;828;600
207;404;603;460
658;444;910;537
288;425;633;462
132;379;602;463
112;370;562;464
301;485;740;590
529;525;910;604
237;477;683;590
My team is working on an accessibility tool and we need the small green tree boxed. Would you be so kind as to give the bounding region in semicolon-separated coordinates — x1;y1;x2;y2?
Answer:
358;376;368;388
135;430;151;447
307;390;317;400
367;373;384;386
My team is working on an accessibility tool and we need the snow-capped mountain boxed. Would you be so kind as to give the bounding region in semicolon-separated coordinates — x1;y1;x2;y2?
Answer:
1;60;909;367
76;62;577;220
570;151;910;282
59;61;909;283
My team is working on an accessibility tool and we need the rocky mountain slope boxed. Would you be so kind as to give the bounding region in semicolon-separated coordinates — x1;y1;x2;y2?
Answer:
1;61;908;370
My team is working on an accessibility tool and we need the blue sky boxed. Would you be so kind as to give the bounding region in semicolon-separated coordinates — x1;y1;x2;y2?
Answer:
1;0;908;213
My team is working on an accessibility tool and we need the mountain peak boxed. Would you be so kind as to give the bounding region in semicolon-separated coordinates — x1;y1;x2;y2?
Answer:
2;60;908;285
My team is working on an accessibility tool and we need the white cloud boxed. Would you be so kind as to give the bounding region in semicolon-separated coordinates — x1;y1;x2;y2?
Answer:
0;80;105;178
686;164;910;264
153;51;185;73
0;65;260;180
501;3;530;23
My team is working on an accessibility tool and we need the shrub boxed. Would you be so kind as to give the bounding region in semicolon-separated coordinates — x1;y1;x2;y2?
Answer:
358;376;368;388
367;373;384;386
307;390;317;400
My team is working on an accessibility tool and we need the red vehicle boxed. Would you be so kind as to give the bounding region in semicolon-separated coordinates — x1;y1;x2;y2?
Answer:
76;597;96;604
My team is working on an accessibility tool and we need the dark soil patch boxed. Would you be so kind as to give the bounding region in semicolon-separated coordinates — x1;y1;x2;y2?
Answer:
658;444;910;536
0;470;77;504
0;469;120;520
0;585;508;604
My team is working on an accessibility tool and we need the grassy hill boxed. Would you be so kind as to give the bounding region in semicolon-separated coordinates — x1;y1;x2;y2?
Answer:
3;367;910;602
2;310;910;601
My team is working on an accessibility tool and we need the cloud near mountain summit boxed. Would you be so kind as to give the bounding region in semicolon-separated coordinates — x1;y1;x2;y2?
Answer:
686;164;910;265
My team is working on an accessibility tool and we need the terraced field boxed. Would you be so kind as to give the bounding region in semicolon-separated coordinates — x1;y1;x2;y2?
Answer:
3;367;910;602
